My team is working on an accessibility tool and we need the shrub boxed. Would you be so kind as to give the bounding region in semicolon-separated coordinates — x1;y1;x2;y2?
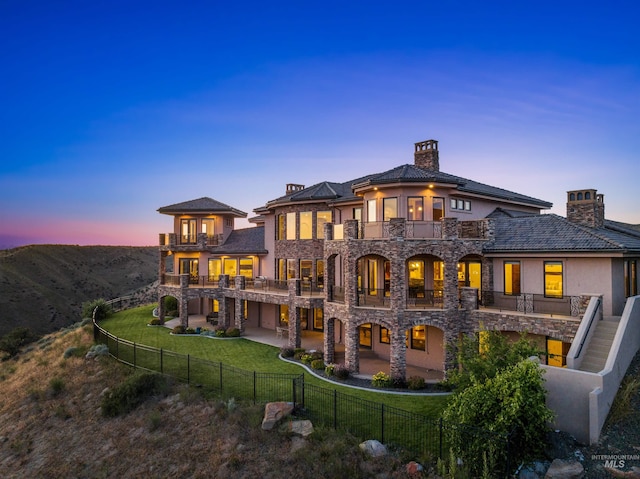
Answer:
82;299;113;321
333;363;350;380
280;347;295;358
226;328;241;337
311;359;325;370
101;372;169;417
149;318;162;326
171;325;186;335
185;327;196;335
325;364;336;376
49;377;65;397
0;327;38;358
294;350;306;360
63;346;83;359
371;371;392;388
407;375;426;390
215;328;226;337
163;296;178;316
443;359;553;474
300;354;313;365
86;344;109;359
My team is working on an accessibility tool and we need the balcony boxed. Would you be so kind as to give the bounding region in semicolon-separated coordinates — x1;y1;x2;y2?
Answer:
406;289;444;309
159;232;222;249
480;291;580;317
357;288;391;308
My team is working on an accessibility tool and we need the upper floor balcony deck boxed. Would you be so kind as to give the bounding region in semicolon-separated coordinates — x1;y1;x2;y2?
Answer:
159;232;223;251
330;217;493;241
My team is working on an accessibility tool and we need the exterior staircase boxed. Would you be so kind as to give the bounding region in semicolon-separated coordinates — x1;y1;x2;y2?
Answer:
578;318;620;373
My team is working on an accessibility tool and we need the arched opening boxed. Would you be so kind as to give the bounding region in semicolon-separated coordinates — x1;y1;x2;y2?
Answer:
406;254;445;308
356;254;391;307
404;324;445;379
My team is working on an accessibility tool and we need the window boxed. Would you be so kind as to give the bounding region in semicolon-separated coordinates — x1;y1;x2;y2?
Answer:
432;197;444;220
179;258;198;283
225;218;233;227
547;338;570;367
279;305;289;325
408;259;425;295
544;261;563;298
317;211;331;239
276;214;285;240
313;309;324;331
223;258;237;277
408;197;424;221
383;197;398;221
353;207;362;222
367;259;377;293
180;219;197;244
625;260;638;297
367;199;377;222
287;259;297;279
201;218;215;236
300;211;312;239
411;326;426;351
504;261;521;295
300;260;312;280
239;257;253;278
277;259;286;280
316;260;324;288
359;323;372;348
380;326;390;344
450;198;471;211
208;258;221;282
286;212;296;240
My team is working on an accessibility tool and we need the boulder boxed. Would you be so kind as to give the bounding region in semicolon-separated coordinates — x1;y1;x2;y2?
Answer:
288;420;314;438
359;439;388;458
544;459;584;479
604;466;640;478
261;402;294;430
406;461;424;476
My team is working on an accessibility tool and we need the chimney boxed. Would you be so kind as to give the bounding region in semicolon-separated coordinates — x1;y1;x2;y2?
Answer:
414;139;439;171
286;183;305;195
566;189;605;228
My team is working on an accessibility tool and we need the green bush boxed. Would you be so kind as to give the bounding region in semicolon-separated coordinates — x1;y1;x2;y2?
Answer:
443;360;553;474
63;346;87;359
333;363;350;380
407;375;426;390
215;328;226;337
171;325;186;335
164;296;178;316
49;377;65;397
371;371;392;388
82;299;113;322
185;327;196;334
324;364;336;376
310;359;325;370
101;372;169;417
149;318;162;326
280;347;295;358
0;327;38;358
226;328;241;337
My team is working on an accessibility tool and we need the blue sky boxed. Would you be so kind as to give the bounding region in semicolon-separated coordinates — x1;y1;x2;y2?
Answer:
1;0;638;247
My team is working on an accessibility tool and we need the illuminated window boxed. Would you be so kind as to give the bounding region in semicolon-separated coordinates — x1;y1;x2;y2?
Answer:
380;326;390;344
411;326;426;351
286;212;296;240
625;260;638;297
317;211;332;239
300;211;312;239
287;259;297;279
279;305;289;325
408;260;425;295
180;218;197;244
277;259;286;280
353;207;362;222
300;260;312;280
383;197;398;221
547;338;570;367
276;214;285;240
359;323;372;348
408;197;424;221
208;258;221;281
313;309;324;331
368;259;377;294
504;261;521;295
223;258;237;276
367;199;377;222
201;218;215;236
316;260;324;288
544;262;563;298
432;197;444;220
239;257;253;278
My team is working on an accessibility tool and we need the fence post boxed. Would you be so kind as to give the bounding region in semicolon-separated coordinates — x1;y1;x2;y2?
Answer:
253;371;257;405
219;362;223;392
333;389;338;430
133;342;136;368
439;417;443;460
187;354;190;384
381;404;385;444
160;348;163;374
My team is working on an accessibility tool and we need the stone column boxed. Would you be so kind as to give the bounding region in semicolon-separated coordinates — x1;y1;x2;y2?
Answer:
460;287;478;311
442;217;458;240
157;293;166;325
179;293;189;328
324;318;335;363
344;323;360;373
443;257;459;310
344;219;359;239
442;330;460;375
234;298;244;331
389;328;407;381
288;305;301;349
218;296;228;329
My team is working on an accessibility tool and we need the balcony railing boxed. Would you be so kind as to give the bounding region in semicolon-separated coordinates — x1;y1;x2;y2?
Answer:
406;289;444;309
481;291;579;316
328;285;345;303
300;280;324;296
330;218;489;241
357;288;391;307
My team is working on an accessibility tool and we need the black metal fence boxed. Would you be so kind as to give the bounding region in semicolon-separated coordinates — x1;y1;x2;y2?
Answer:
93;317;513;477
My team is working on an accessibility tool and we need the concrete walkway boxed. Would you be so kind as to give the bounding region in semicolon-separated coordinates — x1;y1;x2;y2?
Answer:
162;315;444;382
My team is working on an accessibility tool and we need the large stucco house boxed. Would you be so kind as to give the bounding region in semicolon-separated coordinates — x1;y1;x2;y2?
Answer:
156;139;640;386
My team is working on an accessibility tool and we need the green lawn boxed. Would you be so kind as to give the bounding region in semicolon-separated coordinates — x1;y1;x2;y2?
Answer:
100;305;449;418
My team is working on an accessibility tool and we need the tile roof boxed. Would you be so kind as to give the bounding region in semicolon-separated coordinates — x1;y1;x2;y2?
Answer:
158;197;247;217
484;214;640;253
214;227;266;254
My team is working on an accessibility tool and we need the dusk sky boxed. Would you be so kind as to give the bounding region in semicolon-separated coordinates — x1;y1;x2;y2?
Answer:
1;1;638;248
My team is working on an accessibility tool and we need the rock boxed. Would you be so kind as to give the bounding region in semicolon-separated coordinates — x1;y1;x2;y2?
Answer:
406;461;424;475
288;420;314;437
359;439;388;458
518;468;541;479
290;436;306;453
545;430;581;460
604;467;640;478
544;459;584;479
261;402;294;430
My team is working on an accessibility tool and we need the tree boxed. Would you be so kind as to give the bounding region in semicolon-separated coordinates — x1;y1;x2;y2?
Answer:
0;327;38;358
81;298;113;321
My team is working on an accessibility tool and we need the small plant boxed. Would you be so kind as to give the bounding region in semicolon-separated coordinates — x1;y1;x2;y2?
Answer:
82;298;113;321
280;346;295;358
301;354;314;365
171;325;186;335
324;364;336;376
49;377;65;397
85;343;109;359
226;328;241;337
333;363;350;380
185;327;196;335
149;318;162;326
407;375;426;390
215;327;227;337
371;371;392;388
101;372;169;417
293;348;306;360
311;359;325;370
63;346;80;359
148;410;162;432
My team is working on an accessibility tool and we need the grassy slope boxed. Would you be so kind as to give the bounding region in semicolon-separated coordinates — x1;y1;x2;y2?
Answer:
0;245;157;337
101;305;450;418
